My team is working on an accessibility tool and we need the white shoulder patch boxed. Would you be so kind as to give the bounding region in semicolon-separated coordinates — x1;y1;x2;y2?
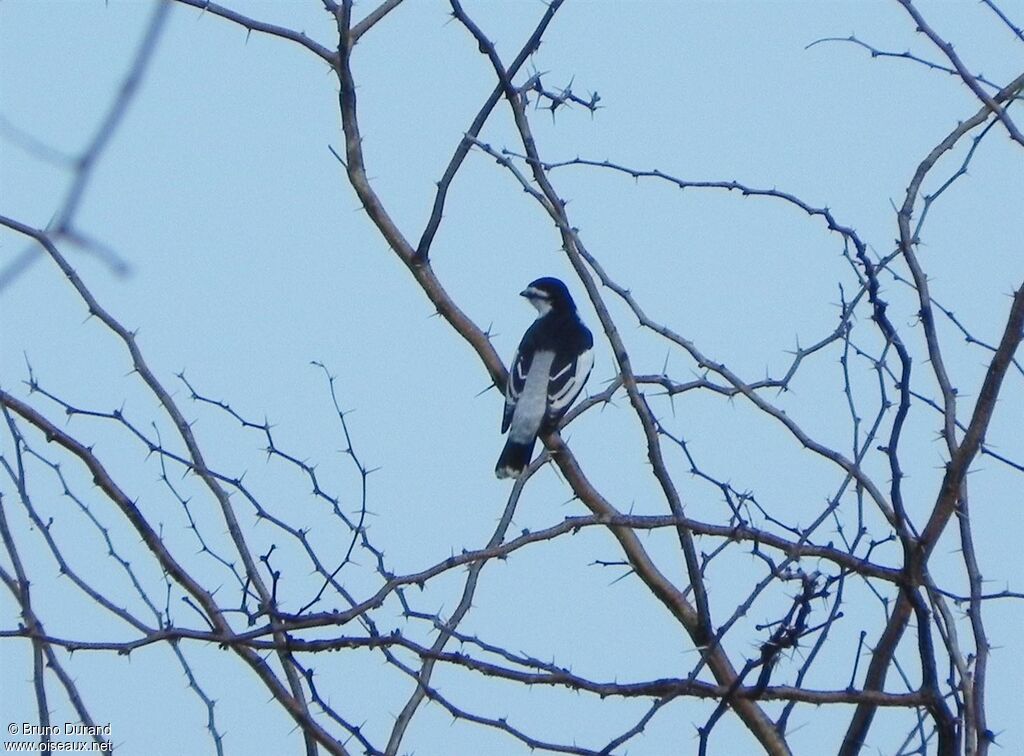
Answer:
548;348;594;413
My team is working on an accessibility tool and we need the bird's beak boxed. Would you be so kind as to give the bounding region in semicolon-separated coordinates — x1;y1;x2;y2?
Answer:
519;289;531;298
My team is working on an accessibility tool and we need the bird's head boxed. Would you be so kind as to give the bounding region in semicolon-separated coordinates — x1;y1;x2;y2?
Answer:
520;277;576;316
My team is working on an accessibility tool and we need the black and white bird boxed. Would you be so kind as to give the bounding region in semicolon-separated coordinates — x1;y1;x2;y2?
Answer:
495;277;594;479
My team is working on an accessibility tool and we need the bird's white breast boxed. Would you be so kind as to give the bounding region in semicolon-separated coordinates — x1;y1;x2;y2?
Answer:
509;350;555;442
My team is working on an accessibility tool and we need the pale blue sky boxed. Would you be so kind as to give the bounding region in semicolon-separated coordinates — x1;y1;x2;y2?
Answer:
2;1;1022;754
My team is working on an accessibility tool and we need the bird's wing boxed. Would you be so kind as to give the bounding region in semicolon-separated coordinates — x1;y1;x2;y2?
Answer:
545;346;594;426
502;345;532;433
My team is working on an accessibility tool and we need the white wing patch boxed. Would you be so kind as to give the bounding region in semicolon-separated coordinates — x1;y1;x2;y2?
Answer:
502;347;530;432
509;350;555;442
503;338;593;435
548;347;594;417
507;349;527;405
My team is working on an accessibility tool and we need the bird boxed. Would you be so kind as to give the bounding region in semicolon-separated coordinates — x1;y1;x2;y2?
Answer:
495;277;594;479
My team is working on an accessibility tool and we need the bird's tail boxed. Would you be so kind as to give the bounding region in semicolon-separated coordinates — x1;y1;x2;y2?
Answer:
495;437;537;479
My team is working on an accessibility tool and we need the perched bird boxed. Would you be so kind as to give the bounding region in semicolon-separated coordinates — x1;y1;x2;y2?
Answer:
495;277;594;479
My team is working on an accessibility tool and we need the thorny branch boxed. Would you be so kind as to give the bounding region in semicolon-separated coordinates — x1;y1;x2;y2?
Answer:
0;1;170;290
1;1;1021;754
